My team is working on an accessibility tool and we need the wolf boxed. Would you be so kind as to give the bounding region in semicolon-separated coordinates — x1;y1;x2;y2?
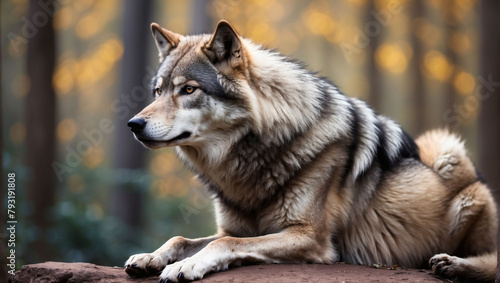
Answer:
124;20;498;282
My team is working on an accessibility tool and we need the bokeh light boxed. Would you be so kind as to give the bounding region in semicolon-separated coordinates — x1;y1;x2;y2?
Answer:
56;118;78;143
376;44;408;74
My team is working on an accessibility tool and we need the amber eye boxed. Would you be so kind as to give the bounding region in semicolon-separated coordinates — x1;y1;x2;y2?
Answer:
182;85;197;95
155;88;162;96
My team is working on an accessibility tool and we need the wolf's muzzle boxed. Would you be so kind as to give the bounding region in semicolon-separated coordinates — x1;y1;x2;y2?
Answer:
128;117;146;134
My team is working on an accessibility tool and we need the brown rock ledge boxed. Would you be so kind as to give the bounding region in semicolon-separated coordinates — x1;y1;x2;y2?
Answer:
9;261;447;282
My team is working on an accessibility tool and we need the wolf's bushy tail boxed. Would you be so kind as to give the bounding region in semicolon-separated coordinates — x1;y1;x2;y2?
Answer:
415;129;478;190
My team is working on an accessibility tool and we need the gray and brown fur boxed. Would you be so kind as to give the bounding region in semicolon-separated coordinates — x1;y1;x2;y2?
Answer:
124;20;498;282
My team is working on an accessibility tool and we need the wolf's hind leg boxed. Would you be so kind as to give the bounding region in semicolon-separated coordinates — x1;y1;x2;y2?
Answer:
430;181;497;282
430;252;496;282
451;182;498;257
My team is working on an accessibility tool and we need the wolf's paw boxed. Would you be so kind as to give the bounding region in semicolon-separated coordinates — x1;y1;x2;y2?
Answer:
125;253;166;277
429;253;465;278
158;255;227;282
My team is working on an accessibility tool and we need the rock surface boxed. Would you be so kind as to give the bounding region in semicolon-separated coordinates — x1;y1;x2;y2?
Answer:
9;261;447;282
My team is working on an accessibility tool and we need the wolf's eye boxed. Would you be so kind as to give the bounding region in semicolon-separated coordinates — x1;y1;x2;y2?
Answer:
181;85;197;95
155;88;162;96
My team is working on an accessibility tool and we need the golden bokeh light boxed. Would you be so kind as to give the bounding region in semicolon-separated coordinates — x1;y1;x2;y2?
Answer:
56;118;78;143
375;44;408;74
73;39;122;89
454;71;476;96
449;32;470;55
76;58;98;88
303;10;336;37
53;59;75;95
75;12;102;39
82;146;105;168
97;39;124;63
423;50;454;81
53;7;74;30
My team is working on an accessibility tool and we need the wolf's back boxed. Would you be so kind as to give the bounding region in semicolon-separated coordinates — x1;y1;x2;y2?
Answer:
415;129;478;190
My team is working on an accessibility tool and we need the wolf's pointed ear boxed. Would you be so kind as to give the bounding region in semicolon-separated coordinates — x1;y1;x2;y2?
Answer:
151;23;181;61
204;20;242;64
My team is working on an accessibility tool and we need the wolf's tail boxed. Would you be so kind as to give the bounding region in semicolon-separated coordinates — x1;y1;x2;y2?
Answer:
415;129;478;190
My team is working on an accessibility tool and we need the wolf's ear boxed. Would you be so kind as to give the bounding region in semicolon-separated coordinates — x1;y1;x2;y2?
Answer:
204;20;242;64
150;23;181;61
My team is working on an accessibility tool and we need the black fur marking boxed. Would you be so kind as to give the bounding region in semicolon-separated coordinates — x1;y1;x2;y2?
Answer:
150;78;158;97
184;59;231;101
375;122;392;172
340;103;359;188
376;125;420;173
398;130;420;161
315;80;334;117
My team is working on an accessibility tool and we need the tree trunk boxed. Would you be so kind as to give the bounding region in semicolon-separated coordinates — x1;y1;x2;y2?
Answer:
25;0;57;263
410;0;425;135
367;0;381;113
110;0;152;229
478;1;500;281
443;0;458;130
191;0;212;34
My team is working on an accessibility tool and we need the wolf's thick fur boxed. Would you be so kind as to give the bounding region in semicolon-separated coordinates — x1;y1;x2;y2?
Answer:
124;21;498;282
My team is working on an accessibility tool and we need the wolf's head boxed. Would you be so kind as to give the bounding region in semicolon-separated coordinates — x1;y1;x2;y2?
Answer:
128;20;253;150
129;21;330;155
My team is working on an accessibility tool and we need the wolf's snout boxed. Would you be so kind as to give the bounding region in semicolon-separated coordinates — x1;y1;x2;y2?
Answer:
128;117;147;134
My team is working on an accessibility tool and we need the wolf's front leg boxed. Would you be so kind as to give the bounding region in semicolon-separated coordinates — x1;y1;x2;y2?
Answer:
158;226;336;282
125;234;223;277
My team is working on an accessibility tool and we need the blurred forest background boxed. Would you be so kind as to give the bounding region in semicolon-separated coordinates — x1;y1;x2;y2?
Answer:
1;0;499;272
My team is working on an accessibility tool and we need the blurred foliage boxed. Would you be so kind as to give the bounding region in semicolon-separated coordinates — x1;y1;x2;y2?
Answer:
1;0;480;267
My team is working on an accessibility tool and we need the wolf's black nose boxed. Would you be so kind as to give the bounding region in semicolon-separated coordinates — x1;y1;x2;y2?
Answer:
127;118;146;134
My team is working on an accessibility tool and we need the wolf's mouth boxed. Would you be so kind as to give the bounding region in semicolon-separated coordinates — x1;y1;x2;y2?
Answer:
166;131;192;143
138;131;192;145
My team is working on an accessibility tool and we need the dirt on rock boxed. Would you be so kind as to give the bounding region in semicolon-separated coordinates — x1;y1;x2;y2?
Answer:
9;261;449;283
